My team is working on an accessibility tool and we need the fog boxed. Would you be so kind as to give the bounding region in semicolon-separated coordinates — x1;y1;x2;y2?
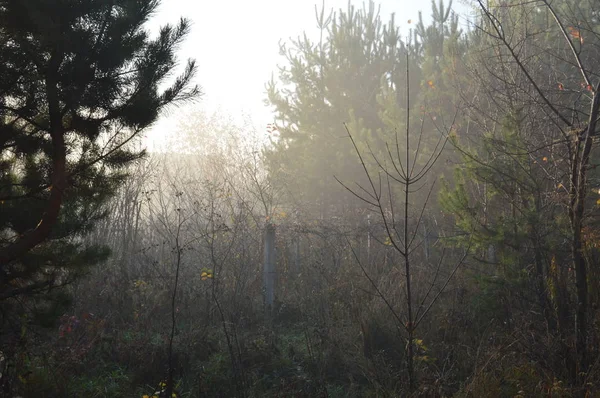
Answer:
145;0;472;150
3;0;600;396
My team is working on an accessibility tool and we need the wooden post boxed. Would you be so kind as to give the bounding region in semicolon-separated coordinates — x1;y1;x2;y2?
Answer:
367;214;371;266
487;244;497;264
423;221;430;261
294;235;300;274
264;223;276;319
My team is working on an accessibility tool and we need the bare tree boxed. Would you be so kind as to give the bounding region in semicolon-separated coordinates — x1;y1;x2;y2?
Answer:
337;54;467;392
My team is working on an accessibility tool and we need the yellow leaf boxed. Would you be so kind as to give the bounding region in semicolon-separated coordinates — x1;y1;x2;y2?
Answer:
542;156;548;162
596;198;600;206
201;272;208;277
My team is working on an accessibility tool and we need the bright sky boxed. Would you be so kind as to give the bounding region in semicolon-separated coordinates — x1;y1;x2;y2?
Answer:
145;0;473;150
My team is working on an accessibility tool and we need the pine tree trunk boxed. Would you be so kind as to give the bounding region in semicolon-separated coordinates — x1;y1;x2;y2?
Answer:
569;86;600;383
0;65;66;267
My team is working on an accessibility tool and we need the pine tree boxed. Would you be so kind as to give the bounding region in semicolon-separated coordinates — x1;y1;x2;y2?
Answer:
0;0;198;314
444;0;600;382
265;1;414;218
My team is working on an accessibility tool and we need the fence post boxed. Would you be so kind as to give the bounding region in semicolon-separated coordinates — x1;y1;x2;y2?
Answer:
367;214;371;266
423;221;430;261
264;223;276;319
294;234;300;274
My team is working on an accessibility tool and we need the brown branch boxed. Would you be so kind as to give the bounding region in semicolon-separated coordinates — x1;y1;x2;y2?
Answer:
0;56;66;267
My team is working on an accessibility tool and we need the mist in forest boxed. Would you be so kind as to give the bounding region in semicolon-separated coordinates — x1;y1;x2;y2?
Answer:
2;0;600;396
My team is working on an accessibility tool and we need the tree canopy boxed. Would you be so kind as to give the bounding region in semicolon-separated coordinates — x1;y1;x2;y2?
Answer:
0;0;198;307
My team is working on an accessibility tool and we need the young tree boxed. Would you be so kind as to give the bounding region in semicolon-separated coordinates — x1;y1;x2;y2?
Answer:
445;0;600;385
339;52;466;392
0;0;198;306
265;1;417;218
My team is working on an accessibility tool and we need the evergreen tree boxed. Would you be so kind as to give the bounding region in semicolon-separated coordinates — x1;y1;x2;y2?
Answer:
443;0;600;382
265;1;416;218
266;1;467;219
378;0;464;179
0;0;198;318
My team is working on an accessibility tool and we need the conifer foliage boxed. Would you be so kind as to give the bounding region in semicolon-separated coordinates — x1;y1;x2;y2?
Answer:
0;0;198;303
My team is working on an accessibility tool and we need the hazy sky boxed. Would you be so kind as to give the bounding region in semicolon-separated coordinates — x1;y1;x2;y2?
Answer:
146;0;472;150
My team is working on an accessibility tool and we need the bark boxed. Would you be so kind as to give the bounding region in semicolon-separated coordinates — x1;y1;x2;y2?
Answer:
0;61;66;268
570;85;600;380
